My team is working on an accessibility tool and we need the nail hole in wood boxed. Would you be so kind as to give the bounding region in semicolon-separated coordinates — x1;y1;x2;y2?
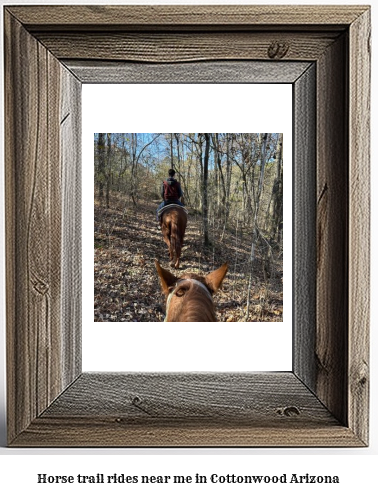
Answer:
268;41;289;59
277;406;300;417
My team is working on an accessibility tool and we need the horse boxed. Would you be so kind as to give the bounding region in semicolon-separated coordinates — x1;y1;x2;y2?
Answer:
159;205;187;269
155;260;228;322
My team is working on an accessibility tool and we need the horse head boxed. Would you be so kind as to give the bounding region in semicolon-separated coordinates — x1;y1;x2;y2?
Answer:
155;260;228;322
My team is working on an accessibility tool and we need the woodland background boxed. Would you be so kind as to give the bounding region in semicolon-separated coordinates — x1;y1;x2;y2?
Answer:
94;132;284;322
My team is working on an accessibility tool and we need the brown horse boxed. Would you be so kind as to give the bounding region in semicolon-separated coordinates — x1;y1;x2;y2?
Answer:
155;260;228;322
160;205;187;269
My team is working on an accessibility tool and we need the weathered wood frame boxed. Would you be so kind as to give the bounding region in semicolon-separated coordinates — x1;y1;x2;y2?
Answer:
4;5;370;447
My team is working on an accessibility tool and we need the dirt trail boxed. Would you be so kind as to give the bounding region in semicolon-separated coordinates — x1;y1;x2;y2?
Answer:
94;195;283;322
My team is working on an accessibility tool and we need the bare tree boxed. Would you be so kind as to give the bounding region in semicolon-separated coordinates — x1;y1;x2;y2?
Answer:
96;133;106;200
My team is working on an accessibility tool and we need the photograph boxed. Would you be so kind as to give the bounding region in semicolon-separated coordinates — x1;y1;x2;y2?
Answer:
94;133;284;323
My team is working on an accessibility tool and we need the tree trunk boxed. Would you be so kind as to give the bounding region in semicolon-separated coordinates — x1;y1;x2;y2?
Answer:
213;133;227;216
97;133;105;200
106;133;112;209
202;133;211;246
271;133;283;244
170;133;174;169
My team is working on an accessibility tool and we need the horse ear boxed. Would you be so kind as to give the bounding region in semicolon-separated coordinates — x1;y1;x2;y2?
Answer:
155;259;177;295
205;263;228;294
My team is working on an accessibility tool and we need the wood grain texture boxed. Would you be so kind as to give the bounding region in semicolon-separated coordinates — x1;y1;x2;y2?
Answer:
316;34;348;426
61;68;82;388
293;65;316;390
36;32;339;63
348;9;371;445
4;11;81;444
5;12;62;442
41;373;335;422
11;419;363;448
65;60;311;84
11;373;363;447
4;5;370;447
7;5;367;30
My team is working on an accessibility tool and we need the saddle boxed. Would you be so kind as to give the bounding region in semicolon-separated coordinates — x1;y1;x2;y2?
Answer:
157;204;188;218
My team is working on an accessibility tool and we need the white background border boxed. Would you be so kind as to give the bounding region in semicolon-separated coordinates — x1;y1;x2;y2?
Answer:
83;84;292;372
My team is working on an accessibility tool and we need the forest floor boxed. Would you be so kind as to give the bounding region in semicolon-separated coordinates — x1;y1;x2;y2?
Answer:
94;192;283;322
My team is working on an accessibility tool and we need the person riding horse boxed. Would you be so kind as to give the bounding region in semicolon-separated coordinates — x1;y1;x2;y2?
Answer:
157;168;184;222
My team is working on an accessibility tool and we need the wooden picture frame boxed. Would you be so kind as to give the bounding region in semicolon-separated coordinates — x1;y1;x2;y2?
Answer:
4;5;370;447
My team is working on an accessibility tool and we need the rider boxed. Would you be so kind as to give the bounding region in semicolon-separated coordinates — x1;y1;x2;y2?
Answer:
157;168;184;219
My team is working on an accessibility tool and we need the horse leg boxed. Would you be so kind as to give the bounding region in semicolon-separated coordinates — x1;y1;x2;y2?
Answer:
162;226;173;260
163;235;170;256
169;240;176;267
167;234;174;263
169;246;175;264
174;252;182;268
169;241;176;267
173;238;183;269
174;229;186;269
169;223;177;267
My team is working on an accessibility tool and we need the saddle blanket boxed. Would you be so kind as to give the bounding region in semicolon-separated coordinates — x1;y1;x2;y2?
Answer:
157;204;188;217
